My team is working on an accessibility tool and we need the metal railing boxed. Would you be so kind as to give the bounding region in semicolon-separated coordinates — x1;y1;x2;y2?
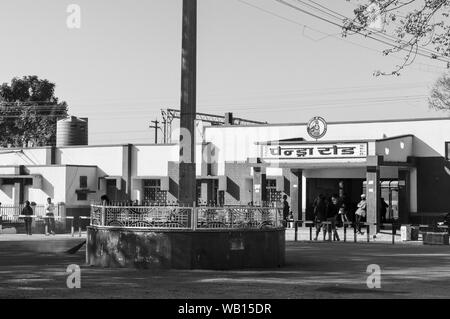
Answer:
90;205;283;230
292;220;450;244
0;204;64;219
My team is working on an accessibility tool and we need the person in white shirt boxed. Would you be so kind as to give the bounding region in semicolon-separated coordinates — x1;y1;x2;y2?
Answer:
44;197;56;235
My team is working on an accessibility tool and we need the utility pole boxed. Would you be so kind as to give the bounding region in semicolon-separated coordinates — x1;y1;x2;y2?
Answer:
178;0;197;206
149;119;159;144
162;119;167;144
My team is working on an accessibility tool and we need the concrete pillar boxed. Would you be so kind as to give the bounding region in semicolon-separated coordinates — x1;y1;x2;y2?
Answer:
398;168;410;224
12;182;21;205
199;181;210;204
252;167;266;206
178;0;197;207
289;169;302;221
122;144;132;201
366;167;380;234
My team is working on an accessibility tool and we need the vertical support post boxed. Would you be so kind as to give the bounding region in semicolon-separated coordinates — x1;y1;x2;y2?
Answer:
366;158;381;235
252;166;266;206
275;206;279;227
294;221;298;241
85;230;89;265
101;206;106;226
367;224;370;242
309;223;312;241
392;222;395;245
328;223;332;242
191;206;197;230
289;169;302;222
354;225;357;243
178;0;197;207
398;169;411;224
344;224;347;242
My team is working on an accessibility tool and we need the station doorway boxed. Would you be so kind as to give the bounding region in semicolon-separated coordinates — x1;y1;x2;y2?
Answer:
305;178;364;220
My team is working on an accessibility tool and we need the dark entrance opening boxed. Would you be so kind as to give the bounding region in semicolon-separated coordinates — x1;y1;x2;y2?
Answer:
305;178;364;220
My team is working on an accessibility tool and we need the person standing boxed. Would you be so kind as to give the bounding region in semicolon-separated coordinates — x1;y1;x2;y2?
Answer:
355;194;367;235
282;195;290;228
44;197;56;235
380;197;389;223
338;194;350;226
313;194;327;240
22;201;34;235
326;195;340;241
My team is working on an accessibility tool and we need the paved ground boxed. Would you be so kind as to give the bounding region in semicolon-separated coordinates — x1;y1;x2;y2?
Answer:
0;233;449;299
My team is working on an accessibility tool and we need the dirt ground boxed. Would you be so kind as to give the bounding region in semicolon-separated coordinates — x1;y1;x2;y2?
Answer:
0;235;449;299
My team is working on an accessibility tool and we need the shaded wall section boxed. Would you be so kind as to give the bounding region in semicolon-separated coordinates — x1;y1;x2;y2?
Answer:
223;162;252;205
416;157;450;214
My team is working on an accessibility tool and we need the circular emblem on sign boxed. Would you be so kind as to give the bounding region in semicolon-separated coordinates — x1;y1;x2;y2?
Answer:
307;116;327;140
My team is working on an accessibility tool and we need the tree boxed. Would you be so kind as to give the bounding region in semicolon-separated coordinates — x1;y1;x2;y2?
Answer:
343;0;450;75
429;71;450;110
0;76;68;147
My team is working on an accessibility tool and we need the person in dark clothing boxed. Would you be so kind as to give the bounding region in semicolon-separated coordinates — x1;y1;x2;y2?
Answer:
313;194;327;240
380;198;389;223
22;201;34;235
326;195;340;241
337;194;350;226
282;195;290;227
100;195;110;205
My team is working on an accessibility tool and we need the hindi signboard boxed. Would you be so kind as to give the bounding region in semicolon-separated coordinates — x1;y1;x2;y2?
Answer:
262;143;368;161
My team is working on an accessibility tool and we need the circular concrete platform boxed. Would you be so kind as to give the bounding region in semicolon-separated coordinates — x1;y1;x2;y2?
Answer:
86;226;285;269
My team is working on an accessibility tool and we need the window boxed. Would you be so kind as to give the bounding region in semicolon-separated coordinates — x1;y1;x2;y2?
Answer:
77;192;87;201
80;176;87;188
143;179;166;202
265;179;282;203
446;142;450;161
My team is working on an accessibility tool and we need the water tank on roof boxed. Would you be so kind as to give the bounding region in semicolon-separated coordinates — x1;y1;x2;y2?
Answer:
56;116;88;146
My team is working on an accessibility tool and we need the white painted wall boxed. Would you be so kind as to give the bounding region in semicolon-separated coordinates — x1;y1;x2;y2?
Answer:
65;166;98;206
0;148;50;166
376;136;413;162
0;185;14;205
25;166;67;205
57;146;123;176
132;145;177;177
204;119;450;172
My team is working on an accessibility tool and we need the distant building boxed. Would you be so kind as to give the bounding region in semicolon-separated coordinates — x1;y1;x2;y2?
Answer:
0;117;448;227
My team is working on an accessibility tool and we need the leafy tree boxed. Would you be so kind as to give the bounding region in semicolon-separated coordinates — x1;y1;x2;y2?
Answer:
429;72;450;111
0;76;68;147
344;0;450;75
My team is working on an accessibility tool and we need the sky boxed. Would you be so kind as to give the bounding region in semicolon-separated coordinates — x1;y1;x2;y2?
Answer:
0;0;449;145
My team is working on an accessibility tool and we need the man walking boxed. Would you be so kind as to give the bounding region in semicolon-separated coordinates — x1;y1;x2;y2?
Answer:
313;194;327;240
326;195;340;241
22;201;33;235
45;197;56;235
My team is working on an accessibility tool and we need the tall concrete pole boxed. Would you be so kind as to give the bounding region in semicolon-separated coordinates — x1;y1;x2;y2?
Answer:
179;0;197;206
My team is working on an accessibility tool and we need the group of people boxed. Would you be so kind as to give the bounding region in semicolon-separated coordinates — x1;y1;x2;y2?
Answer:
312;193;368;241
21;198;57;236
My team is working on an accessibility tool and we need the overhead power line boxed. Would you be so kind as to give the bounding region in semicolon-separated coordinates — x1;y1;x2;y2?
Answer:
236;0;446;72
273;0;450;64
